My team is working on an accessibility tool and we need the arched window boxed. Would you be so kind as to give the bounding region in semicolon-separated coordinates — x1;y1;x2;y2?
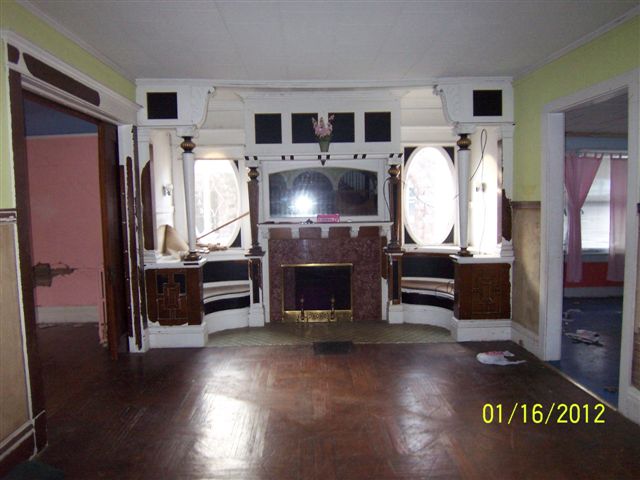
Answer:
403;147;456;245
194;160;241;247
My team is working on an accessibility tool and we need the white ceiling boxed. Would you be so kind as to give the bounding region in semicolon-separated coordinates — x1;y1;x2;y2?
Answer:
565;91;628;136
24;0;639;84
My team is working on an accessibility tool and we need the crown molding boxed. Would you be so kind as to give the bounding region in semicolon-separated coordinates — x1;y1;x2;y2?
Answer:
2;31;140;124
514;5;640;81
16;0;134;82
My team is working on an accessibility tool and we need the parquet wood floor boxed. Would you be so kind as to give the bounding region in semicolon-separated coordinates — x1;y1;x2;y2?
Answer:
36;324;640;479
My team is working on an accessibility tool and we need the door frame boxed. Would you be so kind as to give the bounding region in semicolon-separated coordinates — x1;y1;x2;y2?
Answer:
539;69;639;422
10;81;132;359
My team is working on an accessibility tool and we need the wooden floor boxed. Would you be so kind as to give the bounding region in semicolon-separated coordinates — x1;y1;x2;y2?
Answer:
36;324;640;480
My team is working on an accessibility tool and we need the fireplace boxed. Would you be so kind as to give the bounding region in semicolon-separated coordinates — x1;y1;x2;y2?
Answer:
282;263;352;322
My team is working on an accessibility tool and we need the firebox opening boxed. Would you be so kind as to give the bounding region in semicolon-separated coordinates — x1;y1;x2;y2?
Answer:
282;263;352;322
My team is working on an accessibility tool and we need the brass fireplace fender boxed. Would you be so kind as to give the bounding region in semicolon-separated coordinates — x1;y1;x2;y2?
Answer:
281;263;354;323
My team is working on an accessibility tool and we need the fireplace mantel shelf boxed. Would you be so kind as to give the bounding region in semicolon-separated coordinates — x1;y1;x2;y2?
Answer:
259;221;392;239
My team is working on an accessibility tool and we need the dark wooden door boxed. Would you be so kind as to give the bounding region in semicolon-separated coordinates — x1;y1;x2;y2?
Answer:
99;123;128;359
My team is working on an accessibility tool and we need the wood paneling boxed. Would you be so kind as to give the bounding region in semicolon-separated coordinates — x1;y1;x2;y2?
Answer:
512;203;541;332
146;267;203;326
9;72;47;451
0;225;30;442
99;123;128;358
36;324;640;480
24;53;100;106
454;263;511;319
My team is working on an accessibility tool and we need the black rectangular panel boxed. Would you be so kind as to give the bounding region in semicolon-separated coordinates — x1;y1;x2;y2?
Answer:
329;112;355;143
473;90;502;117
255;113;282;144
146;92;178;119
203;260;249;283
292;113;318;143
364;112;391;142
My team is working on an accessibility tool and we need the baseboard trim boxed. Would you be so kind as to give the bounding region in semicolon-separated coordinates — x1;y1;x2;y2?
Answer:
402;304;453;331
511;321;541;357
206;308;249;334
451;318;511;342
0;423;35;478
148;324;207;348
36;305;99;323
621;386;640;425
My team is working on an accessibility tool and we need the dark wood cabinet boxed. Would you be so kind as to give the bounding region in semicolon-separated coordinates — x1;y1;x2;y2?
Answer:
145;267;203;326
454;261;511;320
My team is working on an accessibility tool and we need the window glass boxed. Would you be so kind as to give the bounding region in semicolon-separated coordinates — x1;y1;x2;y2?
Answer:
403;147;456;245
194;160;241;247
565;156;611;251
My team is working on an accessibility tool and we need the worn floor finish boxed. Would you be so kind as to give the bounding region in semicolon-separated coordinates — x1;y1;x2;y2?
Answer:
207;322;453;347
37;325;640;480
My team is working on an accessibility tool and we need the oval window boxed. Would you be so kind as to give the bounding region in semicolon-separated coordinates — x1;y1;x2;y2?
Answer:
194;160;241;247
403;147;456;245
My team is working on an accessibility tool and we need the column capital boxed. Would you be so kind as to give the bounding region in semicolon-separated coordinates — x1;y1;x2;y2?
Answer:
453;122;476;136
176;126;198;138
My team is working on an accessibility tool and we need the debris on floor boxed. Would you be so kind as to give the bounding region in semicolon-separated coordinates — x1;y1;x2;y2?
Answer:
604;386;618;393
562;308;582;320
565;329;603;346
476;351;526;366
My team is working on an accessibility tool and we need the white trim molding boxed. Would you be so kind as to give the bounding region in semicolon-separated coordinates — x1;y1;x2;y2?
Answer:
451;318;512;342
515;6;640;80
206;307;250;334
511;321;541;358
621;386;640;425
148;324;207;348
402;304;453;331
540;69;639;424
16;0;134;81
1;31;140;125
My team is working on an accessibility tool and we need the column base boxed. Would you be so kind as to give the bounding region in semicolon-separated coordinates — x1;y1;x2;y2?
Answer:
248;304;265;327
387;303;404;324
148;323;207;348
183;251;201;262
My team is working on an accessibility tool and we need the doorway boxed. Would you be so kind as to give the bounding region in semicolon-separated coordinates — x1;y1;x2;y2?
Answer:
539;71;639;422
549;93;628;406
10;82;130;361
23;95;108;344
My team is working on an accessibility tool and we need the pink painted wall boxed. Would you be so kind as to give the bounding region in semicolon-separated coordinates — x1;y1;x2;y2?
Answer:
26;135;103;307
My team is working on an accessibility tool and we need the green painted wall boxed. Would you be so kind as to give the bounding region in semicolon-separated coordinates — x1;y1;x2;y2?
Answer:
0;39;13;208
0;0;135;100
513;15;640;201
0;0;136;208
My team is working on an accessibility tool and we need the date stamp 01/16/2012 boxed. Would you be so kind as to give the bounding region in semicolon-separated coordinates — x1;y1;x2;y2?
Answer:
482;403;607;425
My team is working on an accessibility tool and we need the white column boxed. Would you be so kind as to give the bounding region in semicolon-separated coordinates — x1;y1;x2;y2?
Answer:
179;135;199;261
454;124;476;256
500;124;515;258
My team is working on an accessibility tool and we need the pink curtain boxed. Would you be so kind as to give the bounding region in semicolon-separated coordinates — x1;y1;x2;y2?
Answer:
564;152;603;282
607;154;627;281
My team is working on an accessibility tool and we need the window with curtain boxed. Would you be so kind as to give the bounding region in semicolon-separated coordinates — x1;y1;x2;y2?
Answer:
194;160;241;247
580;156;611;250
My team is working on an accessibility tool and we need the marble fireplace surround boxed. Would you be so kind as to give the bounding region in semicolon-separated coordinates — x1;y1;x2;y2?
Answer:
268;226;384;322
